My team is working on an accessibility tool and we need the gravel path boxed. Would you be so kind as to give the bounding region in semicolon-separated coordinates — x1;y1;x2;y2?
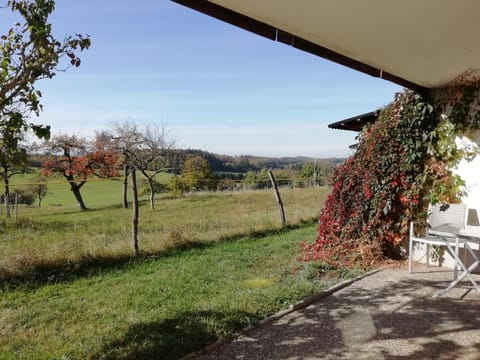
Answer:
189;265;480;360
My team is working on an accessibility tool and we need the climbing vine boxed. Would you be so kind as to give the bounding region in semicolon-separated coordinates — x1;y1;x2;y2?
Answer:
303;87;479;267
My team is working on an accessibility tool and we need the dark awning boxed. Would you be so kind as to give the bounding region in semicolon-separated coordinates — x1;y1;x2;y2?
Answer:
328;111;379;132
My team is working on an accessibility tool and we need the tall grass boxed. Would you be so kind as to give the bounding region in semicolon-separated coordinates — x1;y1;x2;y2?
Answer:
0;186;328;283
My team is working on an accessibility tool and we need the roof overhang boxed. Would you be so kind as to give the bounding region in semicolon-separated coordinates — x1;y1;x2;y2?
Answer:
328;111;379;132
172;0;480;92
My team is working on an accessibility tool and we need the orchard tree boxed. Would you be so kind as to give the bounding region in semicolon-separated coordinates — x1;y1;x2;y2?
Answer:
181;156;211;192
41;134;118;210
109;120;176;256
41;134;90;210
108;121;146;256
90;130;122;179
135;123;176;210
109;121;143;209
109;121;176;210
1;1;90;121
0;116;29;216
1;0;90;213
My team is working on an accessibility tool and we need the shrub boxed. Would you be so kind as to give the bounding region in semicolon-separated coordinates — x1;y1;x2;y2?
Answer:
140;178;169;196
3;189;36;206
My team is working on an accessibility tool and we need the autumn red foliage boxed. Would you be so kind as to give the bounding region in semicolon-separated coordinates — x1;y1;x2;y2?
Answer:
303;90;464;267
41;134;119;209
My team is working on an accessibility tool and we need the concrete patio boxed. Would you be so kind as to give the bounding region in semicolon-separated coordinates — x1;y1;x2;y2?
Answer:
190;265;480;360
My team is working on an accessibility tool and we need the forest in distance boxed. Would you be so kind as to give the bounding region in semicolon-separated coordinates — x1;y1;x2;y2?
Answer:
28;148;345;175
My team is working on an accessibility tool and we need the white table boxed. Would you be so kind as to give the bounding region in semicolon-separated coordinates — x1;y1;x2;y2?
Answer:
433;226;480;297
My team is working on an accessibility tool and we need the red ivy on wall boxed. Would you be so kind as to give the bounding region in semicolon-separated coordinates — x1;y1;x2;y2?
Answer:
303;90;459;266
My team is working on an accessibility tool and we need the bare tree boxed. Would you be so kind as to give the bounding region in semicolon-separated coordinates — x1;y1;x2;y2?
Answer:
108;120;177;255
108;121;144;255
137;123;177;210
110;120;177;210
109;121;143;209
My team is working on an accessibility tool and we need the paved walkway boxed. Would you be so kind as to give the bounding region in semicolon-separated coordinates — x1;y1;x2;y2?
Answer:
192;265;480;360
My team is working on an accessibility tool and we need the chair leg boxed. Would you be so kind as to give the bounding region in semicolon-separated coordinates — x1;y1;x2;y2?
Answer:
408;244;413;273
408;223;414;273
426;244;430;267
454;236;459;280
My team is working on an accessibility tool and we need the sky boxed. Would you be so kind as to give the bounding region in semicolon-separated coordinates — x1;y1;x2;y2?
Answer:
13;0;402;158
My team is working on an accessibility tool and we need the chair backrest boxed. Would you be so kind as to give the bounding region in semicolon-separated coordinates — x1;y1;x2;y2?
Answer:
428;203;468;231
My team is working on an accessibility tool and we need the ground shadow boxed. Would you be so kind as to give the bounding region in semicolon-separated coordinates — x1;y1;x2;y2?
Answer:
194;271;480;359
96;310;255;360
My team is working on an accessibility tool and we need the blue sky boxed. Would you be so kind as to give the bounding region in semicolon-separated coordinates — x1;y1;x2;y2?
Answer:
30;0;402;157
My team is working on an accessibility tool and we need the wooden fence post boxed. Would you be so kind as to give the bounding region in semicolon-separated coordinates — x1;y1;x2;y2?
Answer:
130;167;139;256
268;170;286;226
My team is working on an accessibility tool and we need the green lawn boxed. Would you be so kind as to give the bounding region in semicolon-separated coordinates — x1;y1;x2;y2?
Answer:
6;172;142;210
0;224;361;360
0;180;359;359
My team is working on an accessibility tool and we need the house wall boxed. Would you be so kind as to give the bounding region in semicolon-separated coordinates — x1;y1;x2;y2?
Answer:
412;133;480;272
456;133;480;225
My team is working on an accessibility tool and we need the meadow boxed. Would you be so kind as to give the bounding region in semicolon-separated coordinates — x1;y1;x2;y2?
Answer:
0;177;361;359
1;176;327;282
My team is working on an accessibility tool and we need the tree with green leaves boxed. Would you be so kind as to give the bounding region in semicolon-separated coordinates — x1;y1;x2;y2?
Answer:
0;115;29;216
180;155;211;192
0;0;90;214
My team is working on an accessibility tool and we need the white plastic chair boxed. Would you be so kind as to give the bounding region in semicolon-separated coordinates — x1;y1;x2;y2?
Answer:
408;203;468;273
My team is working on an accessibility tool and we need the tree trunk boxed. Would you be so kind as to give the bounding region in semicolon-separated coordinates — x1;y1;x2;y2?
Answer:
14;191;18;222
268;170;286;226
122;164;129;209
68;181;87;210
147;177;155;210
3;169;10;218
131;168;139;256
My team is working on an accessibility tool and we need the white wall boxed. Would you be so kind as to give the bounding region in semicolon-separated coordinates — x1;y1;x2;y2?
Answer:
456;133;480;225
412;133;480;271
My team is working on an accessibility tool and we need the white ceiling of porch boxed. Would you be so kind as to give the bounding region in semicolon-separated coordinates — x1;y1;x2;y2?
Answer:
200;0;480;89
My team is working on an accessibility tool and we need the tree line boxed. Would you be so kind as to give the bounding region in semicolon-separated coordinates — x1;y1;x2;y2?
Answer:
1;125;338;212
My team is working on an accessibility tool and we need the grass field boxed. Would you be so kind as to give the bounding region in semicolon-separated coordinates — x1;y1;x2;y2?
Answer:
3;172;174;210
0;225;361;360
0;177;363;359
1;175;328;283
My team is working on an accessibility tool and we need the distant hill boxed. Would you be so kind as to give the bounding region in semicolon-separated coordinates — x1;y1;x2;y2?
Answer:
165;148;345;174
